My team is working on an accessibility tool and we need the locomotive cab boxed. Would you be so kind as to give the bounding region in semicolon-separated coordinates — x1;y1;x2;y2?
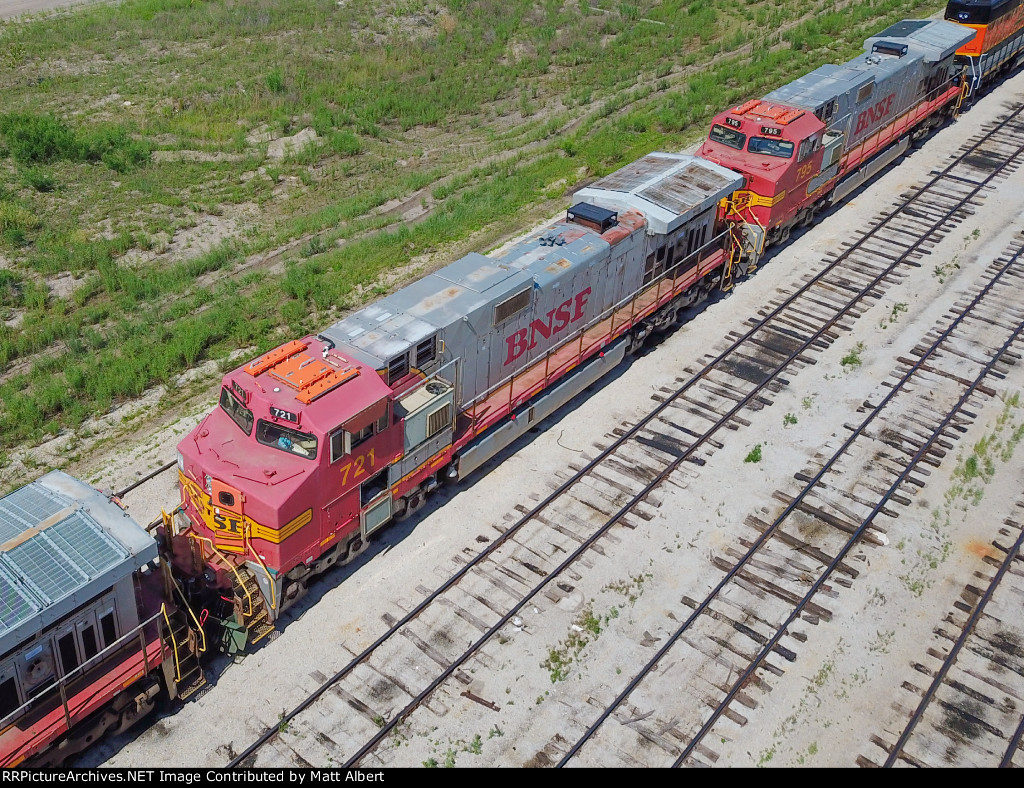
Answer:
697;100;826;245
176;336;406;619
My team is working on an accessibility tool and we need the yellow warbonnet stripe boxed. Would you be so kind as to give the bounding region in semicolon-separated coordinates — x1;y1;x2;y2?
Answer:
723;189;787;212
268;509;313;542
180;472;312;544
746;190;786;207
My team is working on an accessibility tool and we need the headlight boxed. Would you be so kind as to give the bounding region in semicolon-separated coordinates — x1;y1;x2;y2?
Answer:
204;474;213;494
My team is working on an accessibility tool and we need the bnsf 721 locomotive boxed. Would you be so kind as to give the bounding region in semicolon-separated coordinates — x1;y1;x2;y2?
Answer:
172;152;744;633
168;15;1022;646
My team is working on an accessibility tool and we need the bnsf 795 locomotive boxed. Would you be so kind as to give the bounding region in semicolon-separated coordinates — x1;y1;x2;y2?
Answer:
169;15;1021;645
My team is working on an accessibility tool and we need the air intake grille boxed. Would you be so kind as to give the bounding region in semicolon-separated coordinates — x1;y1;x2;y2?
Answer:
426;404;452;438
494;289;531;325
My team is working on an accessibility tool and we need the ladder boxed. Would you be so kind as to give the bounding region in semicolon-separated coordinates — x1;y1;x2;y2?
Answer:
225;566;275;653
161;608;207;701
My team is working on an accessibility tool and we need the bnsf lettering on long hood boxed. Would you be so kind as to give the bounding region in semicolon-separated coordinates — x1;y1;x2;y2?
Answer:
504;287;592;365
854;93;896;135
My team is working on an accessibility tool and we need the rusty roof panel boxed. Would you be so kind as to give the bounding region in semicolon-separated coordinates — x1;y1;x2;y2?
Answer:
574;153;743;235
589;154;683;193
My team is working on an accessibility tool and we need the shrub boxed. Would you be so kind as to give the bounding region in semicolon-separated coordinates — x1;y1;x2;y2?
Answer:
266;68;285;93
841;341;865;370
0;113;78;164
0;201;40;244
328;130;361;157
0;270;22;308
0;113;149;172
20;168;56;192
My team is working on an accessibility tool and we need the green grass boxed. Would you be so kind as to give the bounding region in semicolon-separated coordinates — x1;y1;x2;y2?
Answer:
0;0;944;460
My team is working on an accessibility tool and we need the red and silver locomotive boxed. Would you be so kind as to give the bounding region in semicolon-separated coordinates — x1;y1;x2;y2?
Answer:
172;152;744;634
698;19;974;252
0;473;206;766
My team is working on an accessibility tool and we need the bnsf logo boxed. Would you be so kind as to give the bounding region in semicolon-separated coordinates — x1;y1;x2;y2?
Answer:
504;287;591;365
855;93;895;136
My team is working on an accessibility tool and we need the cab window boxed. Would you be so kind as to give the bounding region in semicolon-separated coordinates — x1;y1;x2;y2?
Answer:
748;136;794;158
220;388;254;435
329;407;389;463
797;137;816;163
709;124;745;150
256;420;318;459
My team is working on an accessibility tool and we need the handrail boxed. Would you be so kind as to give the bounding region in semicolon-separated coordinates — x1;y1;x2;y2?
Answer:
722;193;766;258
952;67;970;117
838;73;962;172
0;608;167;732
167;574;207;655
160;603;182;683
186;531;255;618
243;524;278;613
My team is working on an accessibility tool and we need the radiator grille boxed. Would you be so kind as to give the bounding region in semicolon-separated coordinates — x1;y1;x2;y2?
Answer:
426;404;452;437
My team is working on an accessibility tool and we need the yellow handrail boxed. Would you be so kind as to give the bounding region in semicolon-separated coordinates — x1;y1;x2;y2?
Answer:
721;194;766;260
168;573;208;655
952;68;969;117
159;603;182;683
244;524;278;612
186;531;256;618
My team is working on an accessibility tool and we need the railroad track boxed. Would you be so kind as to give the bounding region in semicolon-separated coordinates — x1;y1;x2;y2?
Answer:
862;497;1024;767
557;230;1024;766
204;103;1024;768
855;281;1024;768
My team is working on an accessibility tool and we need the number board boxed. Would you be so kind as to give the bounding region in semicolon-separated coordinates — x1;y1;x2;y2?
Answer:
760;126;782;137
724;117;742;129
231;381;248;403
270;406;299;423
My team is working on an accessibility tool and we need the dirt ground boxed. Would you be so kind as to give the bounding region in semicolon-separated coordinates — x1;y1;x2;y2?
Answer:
0;0;98;21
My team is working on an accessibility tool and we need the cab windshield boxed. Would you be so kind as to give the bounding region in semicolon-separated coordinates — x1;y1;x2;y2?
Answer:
748;136;794;158
219;387;253;435
256;420;318;459
709;124;746;150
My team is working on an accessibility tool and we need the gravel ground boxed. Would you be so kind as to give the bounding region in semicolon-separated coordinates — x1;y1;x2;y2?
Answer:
78;69;1024;768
